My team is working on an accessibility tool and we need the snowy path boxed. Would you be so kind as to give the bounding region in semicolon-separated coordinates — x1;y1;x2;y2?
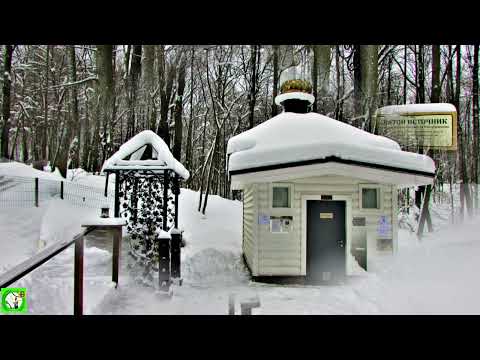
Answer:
92;218;480;315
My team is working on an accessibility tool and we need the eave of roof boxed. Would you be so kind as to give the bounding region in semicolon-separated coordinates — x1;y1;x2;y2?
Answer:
228;155;435;178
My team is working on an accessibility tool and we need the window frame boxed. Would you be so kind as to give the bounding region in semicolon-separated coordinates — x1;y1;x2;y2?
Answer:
270;183;292;209
359;184;383;211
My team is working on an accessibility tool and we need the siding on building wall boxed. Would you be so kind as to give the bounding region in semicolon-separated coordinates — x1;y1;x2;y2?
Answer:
242;184;257;275
245;175;396;276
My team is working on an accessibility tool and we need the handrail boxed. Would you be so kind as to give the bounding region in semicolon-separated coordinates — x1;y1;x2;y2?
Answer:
0;227;95;289
0;226;100;315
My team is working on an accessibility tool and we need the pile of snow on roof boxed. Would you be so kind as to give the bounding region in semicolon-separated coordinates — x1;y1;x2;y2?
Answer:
102;130;189;180
227;112;435;174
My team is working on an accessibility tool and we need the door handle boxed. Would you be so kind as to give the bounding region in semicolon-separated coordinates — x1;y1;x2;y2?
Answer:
337;240;345;248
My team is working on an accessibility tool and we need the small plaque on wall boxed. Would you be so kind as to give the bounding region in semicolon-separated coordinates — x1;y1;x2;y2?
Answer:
258;214;270;225
353;217;366;226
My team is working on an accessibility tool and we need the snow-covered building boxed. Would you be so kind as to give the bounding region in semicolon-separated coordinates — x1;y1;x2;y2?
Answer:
227;83;435;283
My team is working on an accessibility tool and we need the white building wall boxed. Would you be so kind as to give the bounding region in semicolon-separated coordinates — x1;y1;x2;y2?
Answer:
245;175;396;277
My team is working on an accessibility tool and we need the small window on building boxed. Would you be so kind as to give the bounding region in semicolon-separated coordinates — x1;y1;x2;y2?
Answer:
360;185;381;210
272;186;290;208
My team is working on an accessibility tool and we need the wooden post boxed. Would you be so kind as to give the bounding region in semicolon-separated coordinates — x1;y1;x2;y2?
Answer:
34;177;39;207
228;294;235;315
114;172;120;218
170;230;181;280
74;233;84;316
60;181;64;200
112;226;121;287
174;176;179;228
132;178;138;224
240;298;260;315
104;172;109;197
157;232;171;292
163;170;169;230
240;304;252;315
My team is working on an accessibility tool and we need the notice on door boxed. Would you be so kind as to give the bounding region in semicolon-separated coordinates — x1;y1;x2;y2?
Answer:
320;212;334;219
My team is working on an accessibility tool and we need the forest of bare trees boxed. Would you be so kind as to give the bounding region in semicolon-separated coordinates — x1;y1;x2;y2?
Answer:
0;45;479;217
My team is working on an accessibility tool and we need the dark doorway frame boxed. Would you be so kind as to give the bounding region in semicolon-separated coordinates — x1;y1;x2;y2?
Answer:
301;195;352;279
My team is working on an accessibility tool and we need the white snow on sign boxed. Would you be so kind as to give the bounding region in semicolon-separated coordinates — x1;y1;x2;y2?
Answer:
101;130;189;180
376;103;456;115
227;112;435;175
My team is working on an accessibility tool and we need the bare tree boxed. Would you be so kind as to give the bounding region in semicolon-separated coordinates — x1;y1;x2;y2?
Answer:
1;45;14;159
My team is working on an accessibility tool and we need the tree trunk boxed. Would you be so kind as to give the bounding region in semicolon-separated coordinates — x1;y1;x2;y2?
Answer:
272;45;279;117
334;45;344;122
431;45;441;103
418;45;441;236
415;45;427;211
126;45;142;140
70;46;80;168
455;45;473;219
417;45;425;103
156;45;176;147
403;45;408;104
173;52;186;161
318;45;332;114
472;44;479;210
311;45;318;113
248;45;258;129
143;45;156;131
96;45;114;170
1;45;13;159
185;48;195;187
55;46;80;178
41;45;50;160
353;45;378;131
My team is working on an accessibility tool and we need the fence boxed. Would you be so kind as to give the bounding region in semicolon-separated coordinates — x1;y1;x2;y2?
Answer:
0;174;115;209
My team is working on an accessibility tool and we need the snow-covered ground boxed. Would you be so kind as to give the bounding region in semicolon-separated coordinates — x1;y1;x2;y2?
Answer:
1;162;480;315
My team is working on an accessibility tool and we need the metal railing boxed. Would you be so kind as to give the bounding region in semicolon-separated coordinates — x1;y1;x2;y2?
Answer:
0;223;123;316
0;226;95;315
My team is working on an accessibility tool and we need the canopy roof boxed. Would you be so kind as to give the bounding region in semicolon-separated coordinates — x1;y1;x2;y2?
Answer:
227;112;435;188
102;130;189;180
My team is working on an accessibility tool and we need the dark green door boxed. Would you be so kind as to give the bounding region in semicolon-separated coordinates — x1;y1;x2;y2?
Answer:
307;200;346;282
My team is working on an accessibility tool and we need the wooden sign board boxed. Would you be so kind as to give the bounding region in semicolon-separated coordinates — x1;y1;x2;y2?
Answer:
375;104;457;151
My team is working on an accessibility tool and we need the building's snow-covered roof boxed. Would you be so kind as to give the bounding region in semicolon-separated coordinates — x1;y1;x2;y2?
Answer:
376;103;456;115
227;112;435;179
102;130;189;180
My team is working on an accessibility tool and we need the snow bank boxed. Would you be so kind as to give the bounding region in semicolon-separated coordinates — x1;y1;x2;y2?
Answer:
39;199;98;248
101;130;189;180
0;162;63;180
0;207;44;273
176;188;244;283
227;112;435;174
182;248;248;284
